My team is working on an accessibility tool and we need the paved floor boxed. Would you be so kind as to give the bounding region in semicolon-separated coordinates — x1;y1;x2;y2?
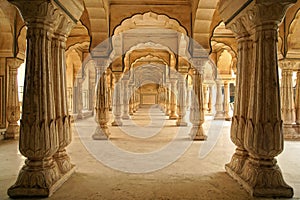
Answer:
0;105;299;200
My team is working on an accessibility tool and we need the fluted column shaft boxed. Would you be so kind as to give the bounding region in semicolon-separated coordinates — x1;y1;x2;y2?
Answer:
224;81;231;120
214;80;225;119
202;84;208;113
122;79;130;119
112;72;123;126
52;29;74;174
165;82;170;116
6;58;22;139
281;68;295;125
129;85;134;115
76;77;83;119
189;69;207;140
208;84;213;113
93;69;110;139
176;74;187;126
225;35;252;176
296;71;300;125
169;79;178;119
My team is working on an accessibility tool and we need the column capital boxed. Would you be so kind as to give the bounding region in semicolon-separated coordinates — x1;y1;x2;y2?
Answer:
191;57;207;73
219;0;296;36
6;58;23;70
9;0;59;29
279;60;296;70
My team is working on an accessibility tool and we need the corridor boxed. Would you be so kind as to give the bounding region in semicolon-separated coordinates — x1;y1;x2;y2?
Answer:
1;106;299;199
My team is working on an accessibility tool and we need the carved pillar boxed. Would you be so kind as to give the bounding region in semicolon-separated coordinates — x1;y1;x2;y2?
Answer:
224;81;231;120
176;74;187;126
222;1;295;197
207;84;213;114
219;0;296;197
214;80;225;119
7;1;60;197
93;67;110;139
169;79;178;119
109;73;114;111
133;86;137;113
186;86;191;110
296;71;300;125
165;82;171;116
202;84;209;113
280;65;295;125
52;20;75;175
112;72;123;126
189;69;207;140
122;79;130;119
76;77;83;119
129;85;134;115
5;58;23;139
225;32;252;182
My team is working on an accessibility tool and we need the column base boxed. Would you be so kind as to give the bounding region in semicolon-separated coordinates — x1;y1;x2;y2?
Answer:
283;124;300;141
227;158;293;198
225;148;248;176
176;120;187;126
76;113;83;120
92;125;110;140
122;115;131;120
214;115;225;120
111;120;123;126
53;149;74;174
165;110;170;116
169;112;177;120
5;124;19;139
8;158;75;198
189;126;207;140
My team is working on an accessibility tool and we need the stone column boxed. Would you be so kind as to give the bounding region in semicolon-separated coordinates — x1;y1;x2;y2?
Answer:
169;79;178;119
52;20;75;175
176;74;187;126
7;1;61;197
109;73;114;111
165;82;171;116
5;58;23;139
225;32;252;182
189;69;207;140
133;86;137;113
296;71;300;125
280;66;295;125
207;84;213;114
214;80;225;119
202;84;209;113
122;79;130;119
112;72;123;126
75;77;83;119
186;86;191;110
220;1;295;197
224;81;231;120
93;68;110;139
129;85;134;115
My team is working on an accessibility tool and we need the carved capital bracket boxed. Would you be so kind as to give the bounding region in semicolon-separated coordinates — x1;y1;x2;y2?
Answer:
219;0;297;37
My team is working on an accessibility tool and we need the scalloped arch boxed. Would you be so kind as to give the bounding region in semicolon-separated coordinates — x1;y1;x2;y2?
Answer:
114;12;187;35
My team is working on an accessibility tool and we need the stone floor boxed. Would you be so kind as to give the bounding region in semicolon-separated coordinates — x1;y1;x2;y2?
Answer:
0;105;300;200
